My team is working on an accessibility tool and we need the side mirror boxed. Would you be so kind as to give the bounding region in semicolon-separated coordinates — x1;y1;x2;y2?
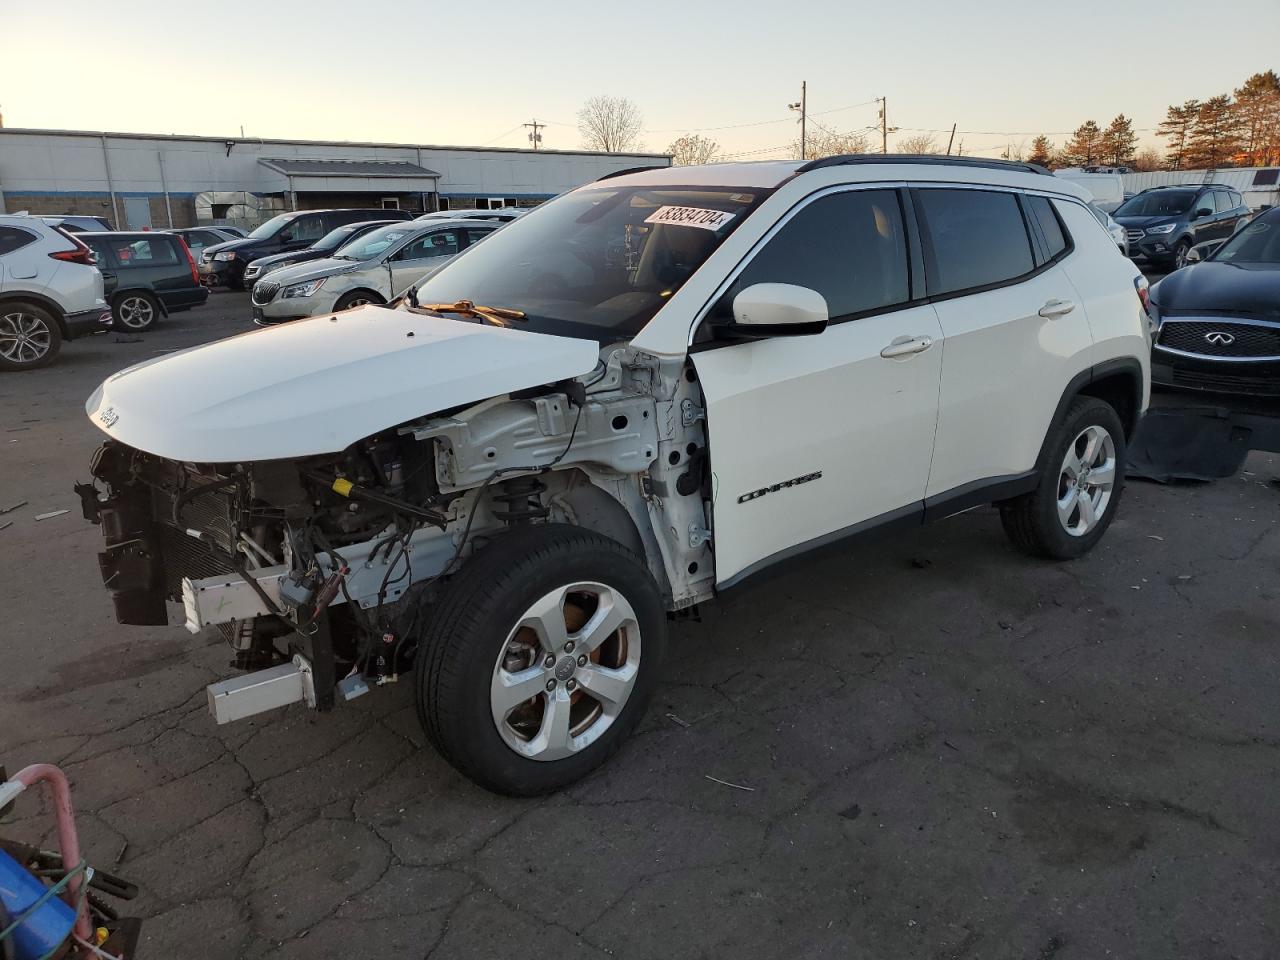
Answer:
1194;207;1212;220
1185;247;1203;264
715;283;828;340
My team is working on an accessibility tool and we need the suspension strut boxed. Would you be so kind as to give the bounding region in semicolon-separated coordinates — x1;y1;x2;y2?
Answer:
491;475;550;524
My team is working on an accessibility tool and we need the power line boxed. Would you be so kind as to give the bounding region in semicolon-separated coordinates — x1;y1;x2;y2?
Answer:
480;124;525;146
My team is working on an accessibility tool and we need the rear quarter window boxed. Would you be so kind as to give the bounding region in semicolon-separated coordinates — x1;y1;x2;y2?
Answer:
1025;195;1070;261
111;238;180;267
916;188;1035;296
0;227;38;256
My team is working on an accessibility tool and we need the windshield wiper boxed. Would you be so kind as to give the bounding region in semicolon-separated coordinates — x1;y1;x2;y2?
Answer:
412;298;527;327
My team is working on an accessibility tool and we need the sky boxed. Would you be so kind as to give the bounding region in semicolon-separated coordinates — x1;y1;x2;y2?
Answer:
2;0;1277;160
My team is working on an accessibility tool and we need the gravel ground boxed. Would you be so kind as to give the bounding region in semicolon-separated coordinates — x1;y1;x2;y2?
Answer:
1;291;1277;959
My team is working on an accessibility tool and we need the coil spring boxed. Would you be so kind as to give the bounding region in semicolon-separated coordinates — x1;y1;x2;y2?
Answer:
491;475;550;523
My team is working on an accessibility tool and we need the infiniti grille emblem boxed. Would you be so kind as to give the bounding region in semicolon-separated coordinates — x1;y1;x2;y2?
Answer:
1205;332;1235;345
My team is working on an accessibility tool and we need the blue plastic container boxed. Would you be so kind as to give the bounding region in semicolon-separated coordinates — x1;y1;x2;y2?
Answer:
0;849;76;960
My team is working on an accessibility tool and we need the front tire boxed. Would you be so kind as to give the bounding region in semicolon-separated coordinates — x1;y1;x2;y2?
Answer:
113;291;161;332
1172;239;1191;270
0;302;62;370
416;524;666;795
1000;396;1126;560
333;290;385;311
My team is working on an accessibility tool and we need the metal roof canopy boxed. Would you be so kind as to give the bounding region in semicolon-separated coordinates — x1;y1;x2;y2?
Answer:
259;158;442;194
259;158;442;178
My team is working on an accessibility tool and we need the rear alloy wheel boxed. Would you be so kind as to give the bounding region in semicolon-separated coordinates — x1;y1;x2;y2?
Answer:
114;292;160;332
416;524;666;795
1000;396;1126;560
0;303;62;370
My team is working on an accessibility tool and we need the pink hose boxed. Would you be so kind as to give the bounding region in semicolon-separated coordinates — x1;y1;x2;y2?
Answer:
12;764;94;944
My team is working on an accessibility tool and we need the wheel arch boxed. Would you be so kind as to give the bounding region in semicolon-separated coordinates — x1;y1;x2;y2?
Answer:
335;287;386;308
0;291;67;334
1035;357;1144;474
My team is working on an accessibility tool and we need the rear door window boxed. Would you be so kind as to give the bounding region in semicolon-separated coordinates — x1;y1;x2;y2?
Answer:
713;188;910;323
463;227;496;247
916;188;1035;296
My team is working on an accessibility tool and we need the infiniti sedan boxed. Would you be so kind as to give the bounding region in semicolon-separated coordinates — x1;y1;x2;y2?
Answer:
1149;207;1280;397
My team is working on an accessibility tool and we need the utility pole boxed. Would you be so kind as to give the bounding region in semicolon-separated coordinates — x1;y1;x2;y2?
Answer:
878;97;888;154
946;123;957;155
788;82;807;159
524;119;544;150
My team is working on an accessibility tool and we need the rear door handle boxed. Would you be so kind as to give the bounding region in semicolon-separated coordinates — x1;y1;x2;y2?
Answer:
880;335;934;359
1039;299;1076;320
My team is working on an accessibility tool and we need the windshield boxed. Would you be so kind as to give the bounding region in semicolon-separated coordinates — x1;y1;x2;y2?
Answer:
1212;212;1280;264
1115;190;1196;218
336;224;415;260
406;186;767;341
313;224;364;253
246;213;296;241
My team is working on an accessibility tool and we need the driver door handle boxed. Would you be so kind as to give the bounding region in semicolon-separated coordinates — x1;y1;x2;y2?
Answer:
1039;298;1076;320
880;335;934;359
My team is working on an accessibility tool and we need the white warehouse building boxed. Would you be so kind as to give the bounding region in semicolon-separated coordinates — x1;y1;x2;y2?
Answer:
0;128;671;230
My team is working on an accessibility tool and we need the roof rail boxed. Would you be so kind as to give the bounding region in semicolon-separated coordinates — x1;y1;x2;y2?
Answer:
595;165;667;182
795;153;1053;177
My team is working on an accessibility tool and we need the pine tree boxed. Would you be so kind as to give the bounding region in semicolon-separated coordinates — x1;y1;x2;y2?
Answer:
1186;95;1244;168
1099;115;1138;167
1232;71;1280;166
1027;135;1054;168
1156;100;1200;169
1060;121;1103;167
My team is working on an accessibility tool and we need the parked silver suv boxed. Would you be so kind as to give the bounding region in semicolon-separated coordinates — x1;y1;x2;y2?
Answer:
0;216;110;370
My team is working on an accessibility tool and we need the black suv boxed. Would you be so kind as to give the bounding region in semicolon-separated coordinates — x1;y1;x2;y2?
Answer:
81;232;208;332
1112;184;1252;270
198;208;412;290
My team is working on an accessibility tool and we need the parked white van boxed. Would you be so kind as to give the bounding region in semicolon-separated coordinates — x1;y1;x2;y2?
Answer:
1055;170;1126;213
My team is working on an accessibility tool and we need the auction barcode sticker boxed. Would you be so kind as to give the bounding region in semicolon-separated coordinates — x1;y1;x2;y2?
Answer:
644;206;736;231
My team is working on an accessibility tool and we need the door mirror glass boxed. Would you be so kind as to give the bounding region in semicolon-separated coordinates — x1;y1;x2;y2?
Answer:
1194;207;1212;220
1185;246;1203;263
715;283;828;340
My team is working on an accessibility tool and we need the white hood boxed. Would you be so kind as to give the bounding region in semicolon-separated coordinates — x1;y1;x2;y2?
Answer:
85;306;601;461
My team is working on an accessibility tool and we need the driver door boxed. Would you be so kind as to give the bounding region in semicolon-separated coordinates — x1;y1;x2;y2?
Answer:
387;230;460;295
691;187;943;586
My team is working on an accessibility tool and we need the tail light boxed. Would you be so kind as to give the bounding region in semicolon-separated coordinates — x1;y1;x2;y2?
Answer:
176;237;199;286
1134;275;1150;314
48;231;94;266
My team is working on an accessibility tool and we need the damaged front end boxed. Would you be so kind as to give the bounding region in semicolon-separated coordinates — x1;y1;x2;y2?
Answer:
77;343;717;728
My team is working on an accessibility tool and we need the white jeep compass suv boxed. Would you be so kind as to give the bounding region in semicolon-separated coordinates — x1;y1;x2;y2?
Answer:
78;156;1150;794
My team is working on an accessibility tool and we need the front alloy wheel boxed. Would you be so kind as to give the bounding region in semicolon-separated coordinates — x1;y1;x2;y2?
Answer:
417;524;665;795
490;582;642;761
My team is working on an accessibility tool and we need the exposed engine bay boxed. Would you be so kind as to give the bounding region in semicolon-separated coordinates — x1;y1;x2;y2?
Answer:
77;346;715;721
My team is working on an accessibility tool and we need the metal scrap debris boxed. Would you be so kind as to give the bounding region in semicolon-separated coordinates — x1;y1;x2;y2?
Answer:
1;500;27;515
704;774;754;792
34;509;69;521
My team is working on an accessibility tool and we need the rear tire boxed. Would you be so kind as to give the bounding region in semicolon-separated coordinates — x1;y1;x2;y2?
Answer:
1000;396;1126;560
333;290;385;311
415;523;666;796
113;291;160;332
0;302;62;370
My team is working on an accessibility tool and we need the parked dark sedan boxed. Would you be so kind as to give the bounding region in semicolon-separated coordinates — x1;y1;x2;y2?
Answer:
199;208;412;290
81;232;208;332
1150;207;1280;397
242;219;403;284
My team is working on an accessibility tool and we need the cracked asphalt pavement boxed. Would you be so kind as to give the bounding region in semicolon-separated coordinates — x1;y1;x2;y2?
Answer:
1;292;1278;959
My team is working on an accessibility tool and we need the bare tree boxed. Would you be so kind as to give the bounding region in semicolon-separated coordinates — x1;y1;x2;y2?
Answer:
1001;139;1028;161
1131;147;1163;172
793;128;870;161
666;133;721;166
577;96;645;153
896;133;939;154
